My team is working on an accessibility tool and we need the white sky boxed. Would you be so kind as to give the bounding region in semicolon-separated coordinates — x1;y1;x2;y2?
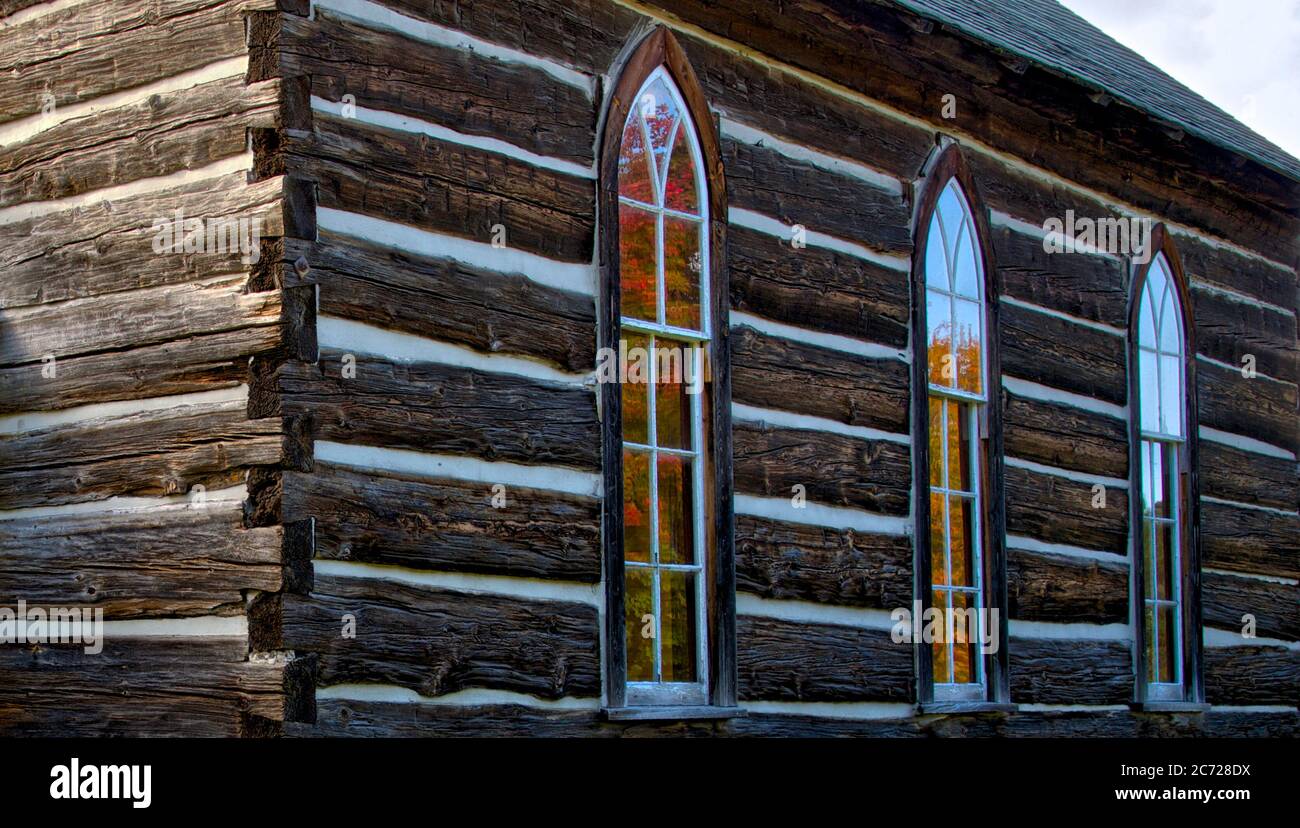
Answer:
1060;0;1300;162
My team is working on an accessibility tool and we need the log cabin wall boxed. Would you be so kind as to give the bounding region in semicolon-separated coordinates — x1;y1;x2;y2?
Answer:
2;0;1295;737
0;0;316;735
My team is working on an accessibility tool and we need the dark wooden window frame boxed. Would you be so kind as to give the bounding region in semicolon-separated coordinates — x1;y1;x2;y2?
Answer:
910;141;1012;712
597;26;738;720
1127;224;1206;711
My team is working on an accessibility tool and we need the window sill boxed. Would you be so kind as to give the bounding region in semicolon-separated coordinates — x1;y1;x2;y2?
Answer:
602;705;746;722
919;701;1019;715
1131;701;1210;713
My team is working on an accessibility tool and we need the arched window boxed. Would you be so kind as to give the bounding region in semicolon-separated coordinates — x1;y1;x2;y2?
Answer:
1129;228;1203;706
912;144;1009;708
598;28;736;715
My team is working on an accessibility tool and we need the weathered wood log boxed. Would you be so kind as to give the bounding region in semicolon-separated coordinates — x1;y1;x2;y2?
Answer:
0;504;290;619
1198;438;1299;513
0;400;287;509
284;574;601;700
999;300;1127;406
731;325;910;434
1180;233;1298;308
722;138;912;256
734;514;911;610
0;0;270;125
1192;286;1299;385
990;224;1129;329
1203;572;1300;642
1007;548;1128;625
737;615;913;702
1004;464;1129;554
1002;388;1128;480
1009;638;1132;705
1199;500;1300;580
1205;644;1300;706
263;9;596;164
283;462;600;582
1;172;283;310
284;113;596;263
278;350;599;469
0;76;278;208
728;224;910;349
0;637;291;737
732;421;910;515
1196;359;1298;456
653;0;1299;265
277;233;596;371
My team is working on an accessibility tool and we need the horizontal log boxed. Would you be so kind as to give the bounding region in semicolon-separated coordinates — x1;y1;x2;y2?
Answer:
0;0;266;125
734;514;912;610
267;9;596;164
1196;359;1298;456
728;224;909;349
279;233;596;371
283;462;600;582
0;637;294;737
0;400;287;509
737;615;913;702
722;138;912;256
279;350;599;469
733;421;910;515
300;698;1299;737
1;172;283;310
1009;637;1132;705
1198;438;1298;513
1001;388;1128;480
1193;286;1298;385
1203;572;1300;642
1;76;278;208
990;224;1129;329
731;325;910;434
999;300;1127;406
284;574;600;700
285;113;595;263
1205;644;1300;706
1200;500;1300;580
1007;548;1128;625
0;505;289;619
679;30;932;181
1005;464;1129;555
1180;233;1298;309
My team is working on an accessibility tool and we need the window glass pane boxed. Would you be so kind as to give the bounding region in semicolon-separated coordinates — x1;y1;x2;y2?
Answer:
1144;605;1156;684
1138;292;1158;349
1157;605;1178;683
927;290;953;388
622;333;650;445
947;401;974;493
1159;354;1182;436
1153;522;1175;601
1146;263;1167;319
660;570;698;683
928;398;944;486
930;493;948;586
1147;442;1167;518
656;454;695;565
931;590;951;683
619;203;658;322
1158;286;1182;353
924;220;948;288
952;224;981;299
937;186;964;252
622;450;652;563
951;591;979;684
949;496;978;588
663;216;702;330
654;343;693;450
640;77;678;181
663;123;699;214
1138;349;1159;433
625;567;655;682
617;118;654;204
1143;520;1156;597
954;298;982;394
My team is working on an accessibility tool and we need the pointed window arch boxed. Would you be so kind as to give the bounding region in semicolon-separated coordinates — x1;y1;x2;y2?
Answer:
598;28;736;715
1129;228;1204;707
912;144;1009;708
